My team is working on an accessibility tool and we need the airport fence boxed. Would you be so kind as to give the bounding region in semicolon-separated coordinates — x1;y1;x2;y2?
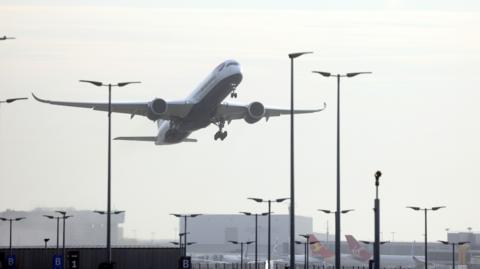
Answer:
191;264;444;269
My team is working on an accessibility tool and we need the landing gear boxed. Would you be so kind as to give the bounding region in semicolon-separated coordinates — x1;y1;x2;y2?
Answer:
214;120;228;141
230;91;238;98
214;130;227;141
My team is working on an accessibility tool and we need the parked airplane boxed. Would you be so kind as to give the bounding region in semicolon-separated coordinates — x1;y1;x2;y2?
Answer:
309;234;366;266
345;235;424;268
33;60;325;145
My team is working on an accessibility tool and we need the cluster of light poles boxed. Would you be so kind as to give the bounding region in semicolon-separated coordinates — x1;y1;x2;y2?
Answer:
43;210;73;269
170;213;202;256
240;211;269;269
228;240;254;269
295;234;318;269
248;197;288;267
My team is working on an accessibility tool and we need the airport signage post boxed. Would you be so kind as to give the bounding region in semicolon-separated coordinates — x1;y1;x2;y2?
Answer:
6;254;15;269
179;256;191;269
53;255;63;269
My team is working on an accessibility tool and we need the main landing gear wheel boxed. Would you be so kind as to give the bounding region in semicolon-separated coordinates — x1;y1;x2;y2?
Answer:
214;131;228;141
214;120;228;141
230;92;238;98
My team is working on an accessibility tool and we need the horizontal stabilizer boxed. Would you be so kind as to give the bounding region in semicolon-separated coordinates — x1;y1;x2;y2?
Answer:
114;136;156;142
183;138;197;142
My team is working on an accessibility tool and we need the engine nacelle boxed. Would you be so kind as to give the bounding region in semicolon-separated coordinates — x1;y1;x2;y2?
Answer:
244;101;265;124
147;98;167;120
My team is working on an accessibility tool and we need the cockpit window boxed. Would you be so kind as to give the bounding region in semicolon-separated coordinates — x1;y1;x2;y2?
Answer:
226;62;239;67
215;63;225;72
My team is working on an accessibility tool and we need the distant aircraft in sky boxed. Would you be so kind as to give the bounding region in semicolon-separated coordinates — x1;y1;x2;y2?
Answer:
33;60;325;145
0;36;15;40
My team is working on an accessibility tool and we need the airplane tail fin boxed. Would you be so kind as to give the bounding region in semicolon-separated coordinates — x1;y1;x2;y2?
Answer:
345;235;372;262
309;234;335;258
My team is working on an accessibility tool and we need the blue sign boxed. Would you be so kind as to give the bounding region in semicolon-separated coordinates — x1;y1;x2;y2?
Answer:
7;254;16;269
179;256;192;269
53;255;63;269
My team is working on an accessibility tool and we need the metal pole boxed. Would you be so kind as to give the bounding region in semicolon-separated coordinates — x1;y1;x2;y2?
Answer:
56;218;60;255
9;219;12;256
452;244;455;269
335;74;341;269
290;56;295;269
241;243;244;269
107;83;112;264
268;201;272;267
306;236;310;269
374;175;380;269
185;216;188;256
62;216;66;269
255;214;258;269
304;243;307;269
424;209;427;269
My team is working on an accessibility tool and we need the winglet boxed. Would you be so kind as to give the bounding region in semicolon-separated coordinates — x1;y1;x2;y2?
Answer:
31;93;47;103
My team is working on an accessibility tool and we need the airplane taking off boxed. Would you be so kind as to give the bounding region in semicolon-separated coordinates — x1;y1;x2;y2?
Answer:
33;60;325;145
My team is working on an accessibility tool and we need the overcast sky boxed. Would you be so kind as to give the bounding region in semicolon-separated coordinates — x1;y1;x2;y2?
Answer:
1;1;480;243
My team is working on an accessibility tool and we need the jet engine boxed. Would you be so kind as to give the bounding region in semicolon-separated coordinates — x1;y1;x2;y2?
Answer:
244;101;265;124
147;98;167;120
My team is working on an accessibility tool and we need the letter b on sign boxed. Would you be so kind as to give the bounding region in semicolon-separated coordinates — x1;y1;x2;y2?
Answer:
179;256;191;269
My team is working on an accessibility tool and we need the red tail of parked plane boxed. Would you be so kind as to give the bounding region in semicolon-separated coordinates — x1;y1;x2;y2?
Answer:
309;234;335;258
345;235;372;262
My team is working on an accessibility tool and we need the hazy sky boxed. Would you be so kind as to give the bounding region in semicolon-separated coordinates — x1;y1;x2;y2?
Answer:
1;1;480;243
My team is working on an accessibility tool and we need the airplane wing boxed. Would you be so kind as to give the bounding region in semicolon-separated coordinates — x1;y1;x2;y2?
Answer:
32;93;193;120
214;101;326;122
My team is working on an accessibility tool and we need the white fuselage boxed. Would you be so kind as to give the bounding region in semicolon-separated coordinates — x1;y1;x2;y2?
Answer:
155;60;242;145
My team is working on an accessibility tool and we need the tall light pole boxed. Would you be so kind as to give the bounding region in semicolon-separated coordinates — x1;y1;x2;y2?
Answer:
43;215;62;255
0;217;26;256
298;234;318;269
229;240;254;269
94;209;125;255
79;79;140;266
56;211;72;269
439;241;469;269
407;206;446;269
171;214;202;256
240;211;269;269
318;208;354;266
248;197;288;267
288;51;313;269
373;171;382;269
313;70;371;269
44;238;50;249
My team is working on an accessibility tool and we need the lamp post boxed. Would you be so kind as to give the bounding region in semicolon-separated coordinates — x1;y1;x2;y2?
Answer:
298;234;319;269
288;51;313;269
171;214;202;256
407;206;446;269
56;211;73;269
240;211;269;269
313;70;371;269
318;208;354;267
44;238;50;249
229;241;254;269
43;215;62;255
176;232;189;256
248;197;288;267
438;241;469;269
79;79;140;266
0;217;26;256
373;171;382;269
171;241;196;256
